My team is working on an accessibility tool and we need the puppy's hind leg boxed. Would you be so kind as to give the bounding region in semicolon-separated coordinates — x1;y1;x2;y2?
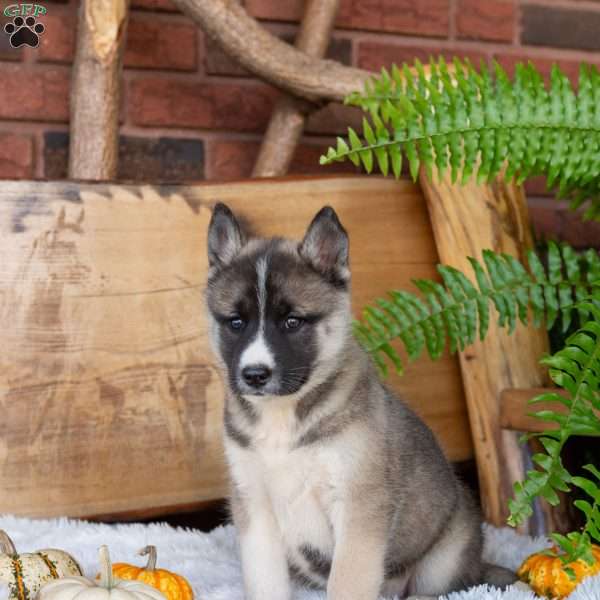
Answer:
408;491;482;597
381;569;436;600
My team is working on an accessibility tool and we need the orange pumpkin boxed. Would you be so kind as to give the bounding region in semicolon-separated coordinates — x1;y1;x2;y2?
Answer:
111;546;193;600
517;544;600;599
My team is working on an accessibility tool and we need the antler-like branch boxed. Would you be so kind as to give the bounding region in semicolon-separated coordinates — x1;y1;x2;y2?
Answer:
171;0;371;102
253;0;341;177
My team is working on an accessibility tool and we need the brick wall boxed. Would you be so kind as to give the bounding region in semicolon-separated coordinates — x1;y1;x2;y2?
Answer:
0;0;599;246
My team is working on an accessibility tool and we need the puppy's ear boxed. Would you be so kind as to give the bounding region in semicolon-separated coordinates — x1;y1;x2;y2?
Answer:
207;203;246;268
299;206;349;284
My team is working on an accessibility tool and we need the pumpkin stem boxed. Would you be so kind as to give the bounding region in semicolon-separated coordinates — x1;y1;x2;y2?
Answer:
0;531;17;555
138;546;157;571
98;545;114;589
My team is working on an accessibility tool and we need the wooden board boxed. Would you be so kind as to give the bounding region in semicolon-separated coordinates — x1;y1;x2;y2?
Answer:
420;172;550;529
0;176;472;519
500;388;570;432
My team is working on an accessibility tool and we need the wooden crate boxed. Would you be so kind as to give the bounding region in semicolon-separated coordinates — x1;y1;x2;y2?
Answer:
0;176;472;519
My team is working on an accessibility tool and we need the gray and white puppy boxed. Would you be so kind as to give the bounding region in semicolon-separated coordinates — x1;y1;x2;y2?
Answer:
205;203;515;600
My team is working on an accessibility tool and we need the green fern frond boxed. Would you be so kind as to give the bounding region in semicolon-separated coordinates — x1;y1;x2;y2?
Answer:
354;242;600;376
548;465;600;565
320;58;600;221
572;465;600;544
507;304;600;543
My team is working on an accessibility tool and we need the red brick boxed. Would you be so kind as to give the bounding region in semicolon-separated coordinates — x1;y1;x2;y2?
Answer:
357;41;488;72
528;198;563;239
131;0;178;11
0;65;69;122
524;175;553;198
43;130;69;179
522;5;600;52
0;22;23;60
38;15;197;71
338;0;449;37
244;0;302;21
128;78;279;131
456;0;515;43
562;211;600;249
292;143;357;175
494;53;591;87
125;18;197;70
38;13;74;63
43;131;205;181
528;198;600;250
209;139;356;180
210;139;258;179
0;134;34;178
305;103;363;136
247;0;449;37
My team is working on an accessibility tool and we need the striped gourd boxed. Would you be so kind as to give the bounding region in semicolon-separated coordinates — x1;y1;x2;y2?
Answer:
0;531;83;600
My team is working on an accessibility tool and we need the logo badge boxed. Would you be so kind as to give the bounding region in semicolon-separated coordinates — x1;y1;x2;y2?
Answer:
3;4;46;48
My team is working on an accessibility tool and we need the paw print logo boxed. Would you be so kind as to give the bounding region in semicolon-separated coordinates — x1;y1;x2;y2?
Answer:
4;15;45;48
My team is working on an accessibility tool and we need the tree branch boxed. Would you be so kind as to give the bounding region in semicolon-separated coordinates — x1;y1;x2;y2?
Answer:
253;0;340;177
69;0;129;180
171;0;370;102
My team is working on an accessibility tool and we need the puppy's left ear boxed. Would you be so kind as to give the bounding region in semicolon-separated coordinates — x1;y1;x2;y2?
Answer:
299;206;349;284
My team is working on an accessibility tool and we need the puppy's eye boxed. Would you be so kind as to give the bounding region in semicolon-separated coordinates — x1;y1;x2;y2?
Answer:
284;316;304;331
229;317;245;331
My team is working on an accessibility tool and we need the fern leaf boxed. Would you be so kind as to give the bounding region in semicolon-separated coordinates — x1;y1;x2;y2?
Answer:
321;58;600;221
547;465;600;564
507;305;600;541
354;245;600;375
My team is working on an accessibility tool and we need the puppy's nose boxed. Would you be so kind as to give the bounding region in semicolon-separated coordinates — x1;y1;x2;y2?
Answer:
242;365;272;388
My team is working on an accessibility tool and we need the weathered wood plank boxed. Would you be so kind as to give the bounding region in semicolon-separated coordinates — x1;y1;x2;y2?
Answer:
420;173;550;529
0;176;472;519
501;388;571;432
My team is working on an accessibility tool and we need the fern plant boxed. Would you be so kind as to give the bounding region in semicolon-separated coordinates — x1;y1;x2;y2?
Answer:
355;241;600;376
319;55;600;569
508;305;600;564
320;58;600;220
558;465;600;566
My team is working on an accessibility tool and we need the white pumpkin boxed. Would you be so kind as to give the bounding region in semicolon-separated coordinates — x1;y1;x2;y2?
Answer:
37;546;166;600
0;531;82;600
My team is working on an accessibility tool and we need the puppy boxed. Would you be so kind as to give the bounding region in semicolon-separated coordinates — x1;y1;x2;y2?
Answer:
205;203;515;599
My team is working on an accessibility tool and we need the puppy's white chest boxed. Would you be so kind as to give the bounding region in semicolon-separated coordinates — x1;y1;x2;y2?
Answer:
253;400;296;453
255;404;322;501
265;448;334;553
240;401;335;552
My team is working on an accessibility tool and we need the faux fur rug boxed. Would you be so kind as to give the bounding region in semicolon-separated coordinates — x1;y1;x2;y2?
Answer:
1;515;599;600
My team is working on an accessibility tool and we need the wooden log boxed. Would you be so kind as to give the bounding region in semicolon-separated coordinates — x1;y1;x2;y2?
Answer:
253;0;340;177
69;0;129;180
420;172;550;529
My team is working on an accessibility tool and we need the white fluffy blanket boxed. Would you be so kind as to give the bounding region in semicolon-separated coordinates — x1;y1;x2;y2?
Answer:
0;515;599;600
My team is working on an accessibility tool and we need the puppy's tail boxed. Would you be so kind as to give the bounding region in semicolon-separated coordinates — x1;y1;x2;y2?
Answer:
481;563;518;589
